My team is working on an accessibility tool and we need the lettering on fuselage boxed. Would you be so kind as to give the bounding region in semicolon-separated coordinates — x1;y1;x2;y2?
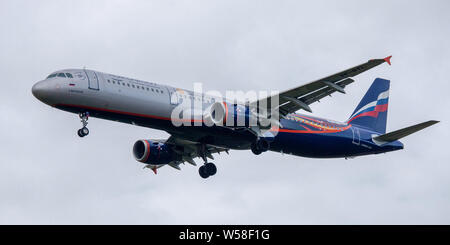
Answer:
69;89;83;94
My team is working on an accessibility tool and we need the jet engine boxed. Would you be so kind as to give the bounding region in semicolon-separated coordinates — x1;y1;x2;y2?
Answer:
133;140;176;165
203;102;227;126
203;102;264;127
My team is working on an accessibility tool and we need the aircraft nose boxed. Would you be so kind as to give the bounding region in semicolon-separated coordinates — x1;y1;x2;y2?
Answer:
32;80;52;102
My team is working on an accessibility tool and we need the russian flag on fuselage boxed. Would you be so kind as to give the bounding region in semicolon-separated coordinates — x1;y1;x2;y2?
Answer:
347;78;390;134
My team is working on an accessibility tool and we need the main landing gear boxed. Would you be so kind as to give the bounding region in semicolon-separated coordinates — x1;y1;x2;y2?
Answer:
198;143;217;179
251;138;270;155
77;112;90;137
199;162;217;179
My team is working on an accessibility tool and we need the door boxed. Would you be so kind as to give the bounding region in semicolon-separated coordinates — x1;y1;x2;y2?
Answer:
351;127;360;145
85;70;99;90
170;91;179;105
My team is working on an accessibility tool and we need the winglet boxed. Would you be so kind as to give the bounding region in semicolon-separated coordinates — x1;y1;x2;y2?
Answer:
384;55;392;65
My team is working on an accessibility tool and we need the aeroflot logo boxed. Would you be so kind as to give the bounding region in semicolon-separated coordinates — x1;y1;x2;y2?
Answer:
348;90;389;122
170;82;280;133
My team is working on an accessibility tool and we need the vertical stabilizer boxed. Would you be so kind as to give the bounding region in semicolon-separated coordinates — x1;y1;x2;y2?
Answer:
347;78;390;133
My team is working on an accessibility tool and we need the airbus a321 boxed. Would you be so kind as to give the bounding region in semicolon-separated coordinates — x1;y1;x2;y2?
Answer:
32;56;438;178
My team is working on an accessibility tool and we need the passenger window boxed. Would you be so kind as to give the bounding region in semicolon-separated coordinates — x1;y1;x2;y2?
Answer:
151;88;154;92
132;85;135;88
107;80;110;83
137;86;140;89
146;87;149;91
127;84;130;87
57;73;66;78
113;81;116;84
65;73;73;78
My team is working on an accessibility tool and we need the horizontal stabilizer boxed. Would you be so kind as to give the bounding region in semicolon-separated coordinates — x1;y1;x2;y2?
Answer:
373;120;439;143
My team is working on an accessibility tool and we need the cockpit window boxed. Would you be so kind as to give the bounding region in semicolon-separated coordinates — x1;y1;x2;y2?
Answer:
47;73;57;79
57;73;66;78
65;73;73;78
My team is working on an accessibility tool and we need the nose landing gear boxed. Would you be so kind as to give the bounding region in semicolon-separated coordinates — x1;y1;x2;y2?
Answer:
77;112;90;137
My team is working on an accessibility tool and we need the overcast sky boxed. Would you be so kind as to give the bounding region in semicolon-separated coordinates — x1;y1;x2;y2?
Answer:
0;0;449;224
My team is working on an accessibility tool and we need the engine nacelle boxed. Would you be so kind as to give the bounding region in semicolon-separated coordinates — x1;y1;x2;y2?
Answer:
202;102;280;130
203;102;259;127
203;102;227;126
133;140;175;165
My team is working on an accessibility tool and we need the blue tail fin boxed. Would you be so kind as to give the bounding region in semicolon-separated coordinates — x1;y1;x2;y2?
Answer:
347;78;390;133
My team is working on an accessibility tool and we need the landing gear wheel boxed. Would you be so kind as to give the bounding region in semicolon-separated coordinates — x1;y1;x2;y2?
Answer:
251;139;269;155
205;163;217;176
81;127;89;136
257;139;270;152
251;143;262;155
199;165;209;179
77;129;85;137
77;127;89;137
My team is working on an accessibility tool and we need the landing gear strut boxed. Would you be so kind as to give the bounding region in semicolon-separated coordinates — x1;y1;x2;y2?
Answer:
198;144;217;179
77;112;90;137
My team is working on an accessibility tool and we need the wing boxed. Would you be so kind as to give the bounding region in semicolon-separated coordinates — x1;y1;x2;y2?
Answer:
254;56;392;116
148;135;230;173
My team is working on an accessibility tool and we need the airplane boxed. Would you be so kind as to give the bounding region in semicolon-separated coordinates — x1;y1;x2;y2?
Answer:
32;56;439;178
